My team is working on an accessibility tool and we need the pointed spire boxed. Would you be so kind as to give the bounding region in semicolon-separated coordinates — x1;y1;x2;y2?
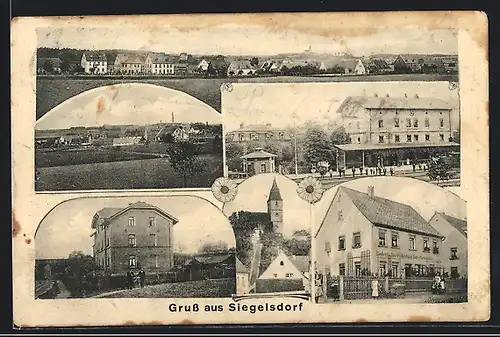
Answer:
267;178;283;201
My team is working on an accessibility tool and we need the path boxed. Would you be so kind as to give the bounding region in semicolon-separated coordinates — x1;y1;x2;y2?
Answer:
249;242;263;291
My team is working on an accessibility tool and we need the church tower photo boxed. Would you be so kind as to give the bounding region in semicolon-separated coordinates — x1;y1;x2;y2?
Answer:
267;178;283;234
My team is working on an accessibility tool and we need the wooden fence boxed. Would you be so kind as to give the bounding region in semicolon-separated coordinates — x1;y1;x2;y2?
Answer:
324;275;467;301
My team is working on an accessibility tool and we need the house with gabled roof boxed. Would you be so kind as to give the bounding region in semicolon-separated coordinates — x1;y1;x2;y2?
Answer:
227;60;257;77
428;212;467;278
81;51;108;74
114;53;147;74
145;53;176;75
236;257;250;294
256;251;310;293
91;201;179;275
240;148;277;176
315;186;445;278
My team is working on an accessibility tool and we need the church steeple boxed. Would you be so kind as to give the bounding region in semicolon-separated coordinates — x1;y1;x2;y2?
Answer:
267;178;283;234
267;178;283;202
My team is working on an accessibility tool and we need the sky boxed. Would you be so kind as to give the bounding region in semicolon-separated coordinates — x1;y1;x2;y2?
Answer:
35;196;236;259
37;27;457;56
222;81;460;132
35;83;221;130
314;176;467;234
222;173;310;237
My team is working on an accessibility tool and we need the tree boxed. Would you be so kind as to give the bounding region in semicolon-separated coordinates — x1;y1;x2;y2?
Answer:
199;241;229;254
60;59;70;73
42;59;53;73
259;229;286;273
303;123;334;167
212;135;222;154
228;211;258;266
225;143;245;171
250;57;259;67
284;230;311;256
165;140;200;187
62;251;98;297
330;126;350;145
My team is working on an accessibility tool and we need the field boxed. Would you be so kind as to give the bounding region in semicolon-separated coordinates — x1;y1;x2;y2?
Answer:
36;74;458;118
35;153;223;191
97;278;236;298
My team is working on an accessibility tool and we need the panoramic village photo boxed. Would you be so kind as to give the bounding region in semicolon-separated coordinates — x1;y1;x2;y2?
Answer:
223;80;460;192
34;196;237;299
312;177;467;304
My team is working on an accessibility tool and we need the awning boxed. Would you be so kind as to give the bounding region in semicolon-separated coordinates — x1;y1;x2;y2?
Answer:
333;142;460;152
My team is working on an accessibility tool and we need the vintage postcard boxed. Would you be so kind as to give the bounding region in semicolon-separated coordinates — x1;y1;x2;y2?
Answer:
11;12;488;327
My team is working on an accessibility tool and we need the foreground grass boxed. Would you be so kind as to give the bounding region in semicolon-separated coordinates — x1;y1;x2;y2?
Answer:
98;278;236;298
36;154;223;190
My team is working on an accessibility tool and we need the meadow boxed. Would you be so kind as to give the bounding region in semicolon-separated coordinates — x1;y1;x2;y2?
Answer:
35;154;223;191
36;74;458;118
98;278;236;298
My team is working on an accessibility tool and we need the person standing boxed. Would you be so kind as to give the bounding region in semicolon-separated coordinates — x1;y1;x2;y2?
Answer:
127;270;134;290
390;167;394;176
351;167;355;177
383;167;387;176
371;277;379;299
139;268;146;288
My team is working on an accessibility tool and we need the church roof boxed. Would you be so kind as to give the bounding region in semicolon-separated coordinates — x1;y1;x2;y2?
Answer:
267;178;283;201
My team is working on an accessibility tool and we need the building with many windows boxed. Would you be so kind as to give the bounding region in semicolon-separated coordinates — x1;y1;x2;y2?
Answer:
315;186;445;278
91;201;179;275
334;94;459;168
144;53;176;75
81;51;108;74
226;123;291;143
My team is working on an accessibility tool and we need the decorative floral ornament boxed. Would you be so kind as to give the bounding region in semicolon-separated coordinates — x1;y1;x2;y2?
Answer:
297;176;324;204
448;81;459;91
221;83;234;92
211;177;238;203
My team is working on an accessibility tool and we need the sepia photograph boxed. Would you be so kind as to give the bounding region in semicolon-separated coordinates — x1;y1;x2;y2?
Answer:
35;196;236;299
222;173;311;296
312;176;467;304
223;81;460;191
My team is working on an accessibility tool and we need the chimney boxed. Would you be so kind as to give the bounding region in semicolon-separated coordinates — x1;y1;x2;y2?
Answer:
373;93;378;97
385;93;390;98
266;123;272;127
404;93;408;98
415;94;419;99
240;123;245;129
368;186;375;198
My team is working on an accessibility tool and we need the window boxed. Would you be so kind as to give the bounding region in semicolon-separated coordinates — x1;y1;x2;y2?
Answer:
285;273;293;278
279;132;284;140
106;236;110;247
439;118;444;128
338;211;343;221
378;230;386;247
273;273;277;278
260;163;267;173
409;235;416;250
339;263;346;276
425;134;430;141
279;261;284;266
439;134;445;141
378;120;384;128
413;119;419;127
379;262;387;276
391;263;399;277
406;118;412;127
128;217;135;227
423;238;430;252
357;137;361;143
388;233;398;248
153;254;158;268
451;267;459;278
338;236;346;250
353;232;361;248
414;135;419;142
325;241;331;253
354;262;362;277
239;133;244;141
450;247;458;260
378;135;384;143
432;240;439;254
394;118;400;127
150;234;157;247
407;135;412;142
425;118;430;127
128;234;136;247
394;135;400;142
129;255;137;268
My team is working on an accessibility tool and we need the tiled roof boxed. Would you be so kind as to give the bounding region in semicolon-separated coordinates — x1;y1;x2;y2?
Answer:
236;257;249;273
241;149;277;159
228;60;256;70
334;142;460;152
341;186;442;237
232;124;284;132
437;212;467;237
84;51;107;62
337;96;451;115
115;53;145;64
95;208;122;220
192;254;233;265
267;178;283;201
289;255;310;274
148;53;176;64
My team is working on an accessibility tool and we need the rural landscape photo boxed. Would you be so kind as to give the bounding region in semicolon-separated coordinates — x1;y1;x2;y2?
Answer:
223;173;312;296
223;81;461;191
312;176;467;304
35;196;236;299
35;83;223;191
